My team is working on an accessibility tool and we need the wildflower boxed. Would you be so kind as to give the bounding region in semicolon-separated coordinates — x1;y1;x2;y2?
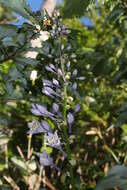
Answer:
74;104;81;113
52;78;60;87
38;151;53;166
27;120;52;135
67;112;74;133
41;120;52;133
25;51;38;59
45;131;67;157
72;82;77;91
42;86;61;99
43;18;52;27
31;104;56;120
52;103;59;113
30;70;37;81
27;120;45;135
43;79;53;87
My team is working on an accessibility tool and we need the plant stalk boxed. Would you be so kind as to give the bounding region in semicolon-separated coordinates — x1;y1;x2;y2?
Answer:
60;39;75;189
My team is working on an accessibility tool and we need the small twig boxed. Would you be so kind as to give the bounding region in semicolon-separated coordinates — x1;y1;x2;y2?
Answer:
27;134;32;159
16;146;25;161
121;0;127;9
42;175;56;190
4;175;20;190
103;145;120;164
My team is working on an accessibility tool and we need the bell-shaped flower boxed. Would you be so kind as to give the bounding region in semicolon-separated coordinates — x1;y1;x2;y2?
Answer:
66;61;70;69
52;78;60;87
45;131;67;157
76;76;85;80
43;79;53;87
72;82;77;91
67;112;74;133
41;120;52;133
31;104;56;121
52;103;59;113
57;68;63;76
74;104;81;113
45;64;57;74
38;151;53;166
42;87;61;99
27;121;46;135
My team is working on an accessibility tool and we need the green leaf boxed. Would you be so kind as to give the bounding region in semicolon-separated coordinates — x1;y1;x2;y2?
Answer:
115;111;127;127
0;0;31;19
11;156;28;171
95;165;127;190
26;160;37;171
15;57;39;66
8;67;21;80
0;24;18;39
121;124;127;134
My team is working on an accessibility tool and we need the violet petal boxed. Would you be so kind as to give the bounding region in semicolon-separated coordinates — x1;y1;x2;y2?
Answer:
31;108;41;116
72;82;77;91
45;131;67;157
42;87;55;98
52;78;60;87
74;104;81;113
49;63;56;70
76;76;85;80
52;103;59;112
43;87;61;98
66;61;70;69
41;120;52;132
43;79;53;87
27;121;45;135
36;104;55;118
57;68;63;76
45;65;56;74
67;112;74;133
38;151;53;166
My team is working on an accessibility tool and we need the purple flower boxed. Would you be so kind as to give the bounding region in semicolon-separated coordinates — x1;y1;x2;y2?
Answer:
27;120;46;135
66;61;70;69
57;68;63;76
45;64;57;74
42;87;61;98
74;104;81;113
67;112;74;133
43;79;53;87
52;103;59;113
52;78;60;87
31;104;56;120
38;151;53;166
41;120;52;132
76;76;85;80
45;131;67;157
45;64;63;77
72;82;77;91
27;120;52;135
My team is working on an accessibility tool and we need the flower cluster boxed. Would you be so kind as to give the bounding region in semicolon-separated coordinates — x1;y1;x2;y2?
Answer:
27;12;84;170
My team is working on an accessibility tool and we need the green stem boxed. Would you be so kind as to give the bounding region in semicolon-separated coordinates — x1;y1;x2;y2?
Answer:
60;39;75;189
63;84;75;190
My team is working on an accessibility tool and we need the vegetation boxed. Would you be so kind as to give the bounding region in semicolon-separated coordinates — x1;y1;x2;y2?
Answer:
0;0;127;189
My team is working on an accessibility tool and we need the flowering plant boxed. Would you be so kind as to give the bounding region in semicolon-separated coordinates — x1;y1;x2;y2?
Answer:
27;11;84;189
